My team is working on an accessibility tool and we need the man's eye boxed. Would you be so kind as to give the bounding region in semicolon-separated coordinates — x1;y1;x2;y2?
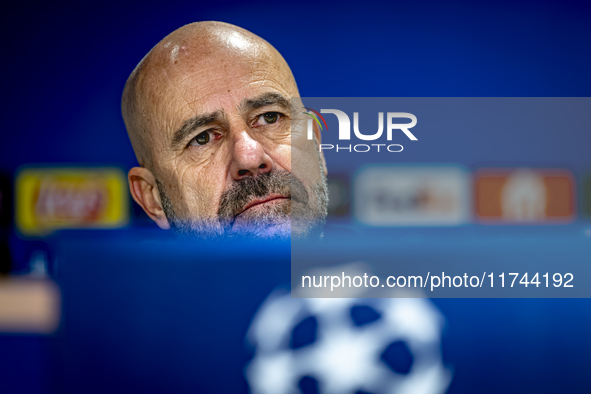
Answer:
258;112;280;125
189;131;210;146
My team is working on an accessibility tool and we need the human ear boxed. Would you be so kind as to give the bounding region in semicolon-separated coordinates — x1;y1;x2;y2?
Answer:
128;167;171;230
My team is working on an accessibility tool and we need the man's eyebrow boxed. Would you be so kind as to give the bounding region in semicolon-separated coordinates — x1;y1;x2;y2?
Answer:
171;111;223;149
240;92;290;112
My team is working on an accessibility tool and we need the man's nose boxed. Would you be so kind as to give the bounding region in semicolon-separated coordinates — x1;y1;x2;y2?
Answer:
229;130;273;181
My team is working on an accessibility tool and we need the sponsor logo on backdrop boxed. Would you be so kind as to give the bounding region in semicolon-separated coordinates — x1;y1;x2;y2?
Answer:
475;168;575;223
354;166;470;226
305;108;417;153
15;167;129;236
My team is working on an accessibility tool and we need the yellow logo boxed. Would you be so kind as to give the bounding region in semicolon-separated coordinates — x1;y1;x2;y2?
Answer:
15;167;129;236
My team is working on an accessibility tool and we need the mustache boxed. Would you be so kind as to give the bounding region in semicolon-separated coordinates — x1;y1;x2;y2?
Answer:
217;170;309;223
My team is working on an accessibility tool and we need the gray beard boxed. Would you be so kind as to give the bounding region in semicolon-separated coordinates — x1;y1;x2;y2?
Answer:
155;164;328;240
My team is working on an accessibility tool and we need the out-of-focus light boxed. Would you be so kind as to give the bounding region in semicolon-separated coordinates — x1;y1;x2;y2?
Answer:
0;278;60;334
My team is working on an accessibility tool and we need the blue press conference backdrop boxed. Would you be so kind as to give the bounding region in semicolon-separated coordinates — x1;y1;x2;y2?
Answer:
3;0;591;174
1;1;591;393
3;0;591;269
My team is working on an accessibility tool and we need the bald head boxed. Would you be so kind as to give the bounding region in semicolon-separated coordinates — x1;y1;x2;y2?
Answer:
121;21;299;170
122;21;327;239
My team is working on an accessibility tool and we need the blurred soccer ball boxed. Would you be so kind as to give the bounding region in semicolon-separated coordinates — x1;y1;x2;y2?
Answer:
245;291;451;394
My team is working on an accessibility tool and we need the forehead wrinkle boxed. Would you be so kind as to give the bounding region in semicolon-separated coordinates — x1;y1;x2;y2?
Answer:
173;63;277;90
153;49;292;113
181;77;290;110
239;92;290;113
174;66;242;84
170;54;279;78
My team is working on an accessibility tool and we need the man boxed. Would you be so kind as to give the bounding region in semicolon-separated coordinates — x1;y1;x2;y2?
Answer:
121;21;328;238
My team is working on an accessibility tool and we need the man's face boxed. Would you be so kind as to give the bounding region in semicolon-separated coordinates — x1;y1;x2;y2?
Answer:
137;32;327;238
